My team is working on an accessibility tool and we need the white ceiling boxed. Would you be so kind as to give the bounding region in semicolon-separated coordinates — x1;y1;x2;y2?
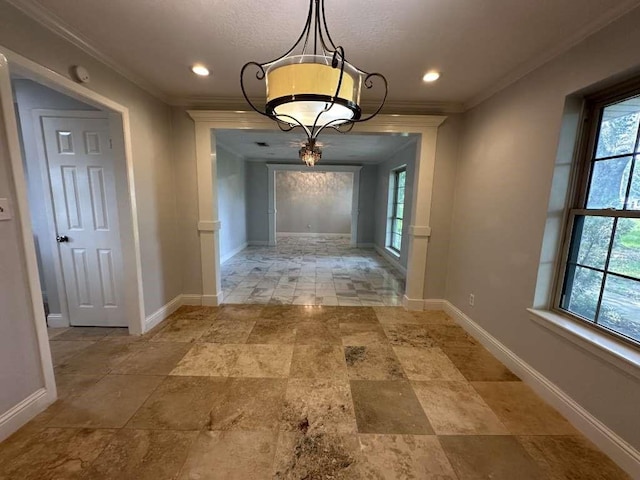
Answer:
11;0;640;109
216;130;415;163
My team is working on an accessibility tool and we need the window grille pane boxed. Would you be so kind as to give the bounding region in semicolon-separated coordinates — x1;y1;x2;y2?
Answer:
397;187;405;204
391;233;402;250
586;157;632;209
398;171;406;188
599;275;640;342
562;265;604;321
608;218;640;279
570;216;614;270
628;158;640;210
396;203;404;219
595;97;640;159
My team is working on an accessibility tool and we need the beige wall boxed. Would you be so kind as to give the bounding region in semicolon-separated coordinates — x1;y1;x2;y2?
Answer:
447;7;640;449
0;2;182;315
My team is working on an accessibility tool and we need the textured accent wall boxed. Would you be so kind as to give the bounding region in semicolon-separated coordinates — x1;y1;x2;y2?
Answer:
276;171;353;234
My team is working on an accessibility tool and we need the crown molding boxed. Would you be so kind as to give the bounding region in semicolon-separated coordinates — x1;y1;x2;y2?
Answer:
171;94;465;114
7;0;170;104
464;0;640;110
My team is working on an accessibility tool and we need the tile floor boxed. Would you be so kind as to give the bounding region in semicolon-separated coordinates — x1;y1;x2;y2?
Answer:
221;235;405;306
0;305;629;479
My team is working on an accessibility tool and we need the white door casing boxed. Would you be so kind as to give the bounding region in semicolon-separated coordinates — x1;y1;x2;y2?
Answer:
187;111;446;309
42;115;126;327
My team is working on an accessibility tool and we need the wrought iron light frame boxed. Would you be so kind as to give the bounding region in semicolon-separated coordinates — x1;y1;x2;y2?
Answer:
240;0;388;164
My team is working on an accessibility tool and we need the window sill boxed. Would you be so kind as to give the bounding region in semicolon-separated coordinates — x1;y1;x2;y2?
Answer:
385;247;401;259
527;308;640;380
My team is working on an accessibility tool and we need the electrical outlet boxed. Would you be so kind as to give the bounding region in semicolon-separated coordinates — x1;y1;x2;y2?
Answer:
469;294;475;307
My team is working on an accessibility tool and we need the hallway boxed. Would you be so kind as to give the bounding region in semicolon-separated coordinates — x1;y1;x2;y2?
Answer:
0;305;628;479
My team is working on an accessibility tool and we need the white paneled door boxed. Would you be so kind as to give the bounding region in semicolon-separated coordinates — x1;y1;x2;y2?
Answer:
42;116;126;327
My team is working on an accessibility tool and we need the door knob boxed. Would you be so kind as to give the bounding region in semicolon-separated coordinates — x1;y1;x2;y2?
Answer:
56;235;69;243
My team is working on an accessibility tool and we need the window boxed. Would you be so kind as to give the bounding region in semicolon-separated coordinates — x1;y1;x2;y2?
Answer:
558;86;640;345
388;167;406;253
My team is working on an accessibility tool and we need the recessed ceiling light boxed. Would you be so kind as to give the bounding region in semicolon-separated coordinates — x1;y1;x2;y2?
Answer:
422;71;440;83
191;64;210;76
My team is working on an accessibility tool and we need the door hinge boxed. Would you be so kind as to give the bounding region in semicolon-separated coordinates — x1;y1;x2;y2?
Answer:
109;138;113;149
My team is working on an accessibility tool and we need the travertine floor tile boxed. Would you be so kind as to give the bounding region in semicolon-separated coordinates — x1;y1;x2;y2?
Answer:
208;378;287;431
472;381;577;435
441;345;520;381
170;344;240;376
48;375;163;428
171;306;219;322
49;340;95;366
409;310;455;324
54;341;134;375
178;430;278;480
290;345;348;379
281;378;357;434
231;344;294;377
127;376;227;430
344;345;406;380
295;321;342;345
215;305;264;322
424;324;479;348
0;427;115;480
110;342;191;375
199;320;255;343
320;306;379;324
393;347;466;381
412;381;508;435
351;380;433;434
374;307;420;324
246;320;297;344
518;435;631;480
150;319;211;343
273;431;360;479
55;374;104;400
439;435;545;480
383;324;438;347
340;322;388;346
357;434;457;479
54;327;124;341
82;429;198;480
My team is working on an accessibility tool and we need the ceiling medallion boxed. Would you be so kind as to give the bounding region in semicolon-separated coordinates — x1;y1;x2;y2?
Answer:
240;0;388;166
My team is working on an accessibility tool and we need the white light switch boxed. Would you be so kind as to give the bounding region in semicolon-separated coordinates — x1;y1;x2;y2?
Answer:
0;198;12;221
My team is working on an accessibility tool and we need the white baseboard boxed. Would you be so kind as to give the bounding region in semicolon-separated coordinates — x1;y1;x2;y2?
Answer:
402;295;424;311
0;388;53;442
181;294;203;306
423;299;446;311
144;294;182;332
441;300;640;479
375;245;407;275
247;240;269;246
220;242;248;264
46;313;68;328
201;292;223;306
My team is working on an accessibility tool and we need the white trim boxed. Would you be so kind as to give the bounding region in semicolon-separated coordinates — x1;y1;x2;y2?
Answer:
402;295;425;311
442;300;640;479
144;294;182;332
0;53;57;438
188;111;446;321
46;313;67;328
464;0;640;109
181;294;203;306
408;225;432;237
198;220;220;232
0;44;146;335
0;388;53;442
423;299;446;311
6;0;169;104
202;293;223;306
528;309;640;381
220;242;248;264
375;245;407;276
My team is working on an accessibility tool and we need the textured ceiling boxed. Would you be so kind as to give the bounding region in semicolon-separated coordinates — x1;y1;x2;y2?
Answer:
216;130;415;163
11;0;640;108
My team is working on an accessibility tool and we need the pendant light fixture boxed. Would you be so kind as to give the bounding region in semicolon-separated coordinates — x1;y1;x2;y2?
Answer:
240;0;388;166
